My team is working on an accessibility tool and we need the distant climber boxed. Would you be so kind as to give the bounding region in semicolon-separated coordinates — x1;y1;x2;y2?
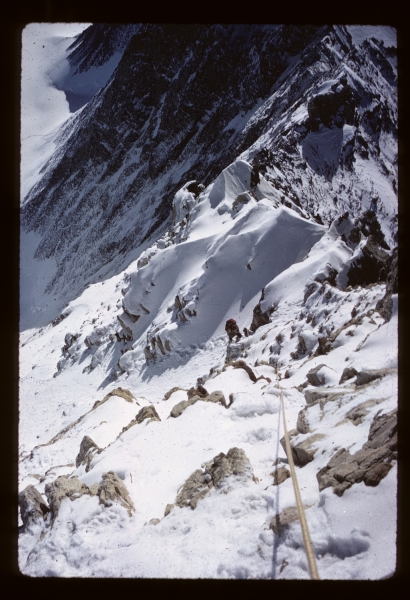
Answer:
225;318;242;342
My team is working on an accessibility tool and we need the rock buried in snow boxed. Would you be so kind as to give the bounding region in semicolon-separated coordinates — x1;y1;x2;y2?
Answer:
168;448;253;513
206;390;227;407
304;388;343;406
170;397;200;418
119;405;161;437
98;471;134;513
75;436;103;472
45;476;93;521
270;506;309;536
187;385;209;399
162;386;187;401
206;447;253;489
135;405;161;424
18;485;50;528
316;409;397;496
296;408;310;434
93;387;135;409
345;398;386;426
271;466;291;485
175;469;212;509
164;503;175;517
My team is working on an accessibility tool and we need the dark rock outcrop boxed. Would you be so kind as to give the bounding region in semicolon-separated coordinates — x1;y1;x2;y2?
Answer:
307;79;355;128
317;409;397;496
280;432;325;467
345;236;390;288
306;364;327;386
250;287;275;332
339;366;358;384
376;247;398;321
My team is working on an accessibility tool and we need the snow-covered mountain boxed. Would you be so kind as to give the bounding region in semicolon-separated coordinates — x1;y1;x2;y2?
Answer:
19;24;398;579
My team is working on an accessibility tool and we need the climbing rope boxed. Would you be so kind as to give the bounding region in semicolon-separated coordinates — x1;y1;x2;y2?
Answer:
277;375;320;580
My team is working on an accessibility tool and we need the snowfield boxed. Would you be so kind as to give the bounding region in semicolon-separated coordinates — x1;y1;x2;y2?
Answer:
19;24;397;579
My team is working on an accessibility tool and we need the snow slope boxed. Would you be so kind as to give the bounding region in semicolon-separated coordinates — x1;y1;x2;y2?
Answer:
19;25;398;580
19;158;397;579
21;23;90;199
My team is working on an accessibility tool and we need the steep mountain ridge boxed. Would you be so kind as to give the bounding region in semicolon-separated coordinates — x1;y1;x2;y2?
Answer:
21;24;396;327
19;24;398;579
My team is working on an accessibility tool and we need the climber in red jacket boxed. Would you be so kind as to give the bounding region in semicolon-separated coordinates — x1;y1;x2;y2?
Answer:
225;318;242;342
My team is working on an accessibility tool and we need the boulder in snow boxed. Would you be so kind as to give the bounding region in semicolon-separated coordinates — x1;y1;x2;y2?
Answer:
271;466;291;485
75;435;103;472
170;397;200;418
250;297;274;333
175;469;212;510
280;432;325;467
93;387;135;409
270;506;310;537
206;390;228;407
306;364;328;386
45;475;92;521
136;405;161;424
339;366;358;384
187;384;209;399
97;471;134;513
207;447;253;489
169;448;254;513
296;408;310;434
18;485;50;528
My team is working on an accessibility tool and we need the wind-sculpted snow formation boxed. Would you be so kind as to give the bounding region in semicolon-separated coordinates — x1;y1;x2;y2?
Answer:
20;23;397;329
19;24;397;579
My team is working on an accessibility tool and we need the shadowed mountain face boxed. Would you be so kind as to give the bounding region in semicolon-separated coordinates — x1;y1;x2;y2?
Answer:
21;24;397;318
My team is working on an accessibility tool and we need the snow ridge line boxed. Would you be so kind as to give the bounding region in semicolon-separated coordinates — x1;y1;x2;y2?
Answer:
278;373;320;580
